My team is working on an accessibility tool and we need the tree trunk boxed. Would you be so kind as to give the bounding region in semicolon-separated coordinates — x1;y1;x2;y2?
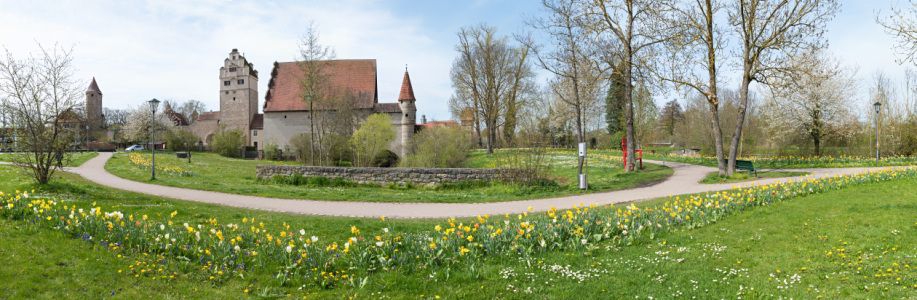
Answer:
709;103;727;175
623;8;637;172
309;103;316;165
703;0;727;176
728;71;753;176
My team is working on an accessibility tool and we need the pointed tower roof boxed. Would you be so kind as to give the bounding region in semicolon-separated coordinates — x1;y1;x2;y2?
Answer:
397;70;415;102
86;77;101;94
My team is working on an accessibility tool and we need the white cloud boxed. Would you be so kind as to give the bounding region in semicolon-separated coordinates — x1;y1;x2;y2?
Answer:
0;0;458;119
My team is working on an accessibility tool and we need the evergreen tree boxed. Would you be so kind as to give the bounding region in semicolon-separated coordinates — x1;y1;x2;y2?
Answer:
605;67;626;146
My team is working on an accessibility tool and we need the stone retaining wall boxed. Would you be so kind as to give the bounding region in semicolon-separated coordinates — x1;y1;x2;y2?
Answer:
256;165;507;187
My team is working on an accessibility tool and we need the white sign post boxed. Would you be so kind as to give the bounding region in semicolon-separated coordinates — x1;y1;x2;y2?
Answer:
578;142;587;190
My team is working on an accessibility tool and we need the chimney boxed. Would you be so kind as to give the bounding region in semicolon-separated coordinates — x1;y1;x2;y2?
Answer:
421;115;427;124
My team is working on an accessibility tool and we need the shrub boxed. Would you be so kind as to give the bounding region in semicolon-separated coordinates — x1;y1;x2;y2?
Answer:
263;139;282;160
165;129;199;152
267;175;356;187
371;150;400;167
211;126;244;158
400;126;473;168
351;114;396;167
289;133;312;164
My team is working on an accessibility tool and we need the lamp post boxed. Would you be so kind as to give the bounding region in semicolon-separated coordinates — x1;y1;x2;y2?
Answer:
148;98;160;180
874;101;881;163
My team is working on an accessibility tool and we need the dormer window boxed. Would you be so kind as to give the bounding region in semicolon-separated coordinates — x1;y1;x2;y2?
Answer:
229;67;236;72
238;79;244;84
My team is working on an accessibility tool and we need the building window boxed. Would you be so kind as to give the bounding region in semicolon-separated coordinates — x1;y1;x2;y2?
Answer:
238;79;244;84
223;81;230;86
233;56;236;59
90;94;94;97
253;130;258;136
233;97;236;101
225;91;229;95
229;67;236;72
254;142;258;148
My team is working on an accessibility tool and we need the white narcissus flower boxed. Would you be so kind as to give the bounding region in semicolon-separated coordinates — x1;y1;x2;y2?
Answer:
382;228;389;233
581;239;587;245
376;241;384;247
311;236;318;242
160;224;165;230
285;245;292;253
299;229;306;235
234;245;241;252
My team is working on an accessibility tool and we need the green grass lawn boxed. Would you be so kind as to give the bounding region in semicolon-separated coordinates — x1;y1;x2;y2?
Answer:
104;151;673;203
700;171;811;184
1;161;915;298
0;152;98;167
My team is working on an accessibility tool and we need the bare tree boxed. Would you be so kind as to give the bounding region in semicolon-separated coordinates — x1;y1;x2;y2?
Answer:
450;24;535;154
523;0;605;177
661;0;730;174
876;1;917;65
103;107;128;128
177;100;207;125
658;99;684;139
297;21;336;165
726;0;840;174
762;49;858;156
0;44;81;184
586;0;681;172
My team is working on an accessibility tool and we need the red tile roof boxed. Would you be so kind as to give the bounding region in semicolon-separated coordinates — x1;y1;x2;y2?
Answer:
373;103;402;113
86;77;101;94
163;103;189;126
398;71;415;101
264;59;378;112
250;113;263;129
197;111;220;121
420;120;459;129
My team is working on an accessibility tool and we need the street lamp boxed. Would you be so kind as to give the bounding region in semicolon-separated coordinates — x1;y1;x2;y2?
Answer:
874;101;881;163
148;98;160;180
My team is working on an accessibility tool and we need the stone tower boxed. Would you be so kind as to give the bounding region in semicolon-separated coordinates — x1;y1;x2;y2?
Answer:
219;49;259;145
397;70;417;158
85;77;103;139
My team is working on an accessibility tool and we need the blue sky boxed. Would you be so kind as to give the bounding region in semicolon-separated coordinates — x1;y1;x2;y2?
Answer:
0;0;911;120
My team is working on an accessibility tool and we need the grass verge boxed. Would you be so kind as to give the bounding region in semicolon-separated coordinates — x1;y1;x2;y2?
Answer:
0;152;98;167
700;171;811;184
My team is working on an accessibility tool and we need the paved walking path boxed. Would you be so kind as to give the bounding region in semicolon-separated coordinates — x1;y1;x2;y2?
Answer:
31;152;889;219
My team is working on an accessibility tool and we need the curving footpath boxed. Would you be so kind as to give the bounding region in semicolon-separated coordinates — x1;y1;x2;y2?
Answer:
19;152;891;219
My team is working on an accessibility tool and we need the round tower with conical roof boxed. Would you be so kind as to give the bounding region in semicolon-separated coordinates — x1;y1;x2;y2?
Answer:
397;69;417;158
85;77;103;139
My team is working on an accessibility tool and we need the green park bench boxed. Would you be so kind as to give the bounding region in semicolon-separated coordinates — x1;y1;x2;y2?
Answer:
735;160;758;177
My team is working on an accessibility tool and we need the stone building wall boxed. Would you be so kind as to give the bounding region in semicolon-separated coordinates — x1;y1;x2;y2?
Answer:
190;119;219;144
263;110;408;157
256;165;506;187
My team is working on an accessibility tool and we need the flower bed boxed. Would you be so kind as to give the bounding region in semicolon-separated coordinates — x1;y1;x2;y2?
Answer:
1;166;915;289
128;153;192;177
